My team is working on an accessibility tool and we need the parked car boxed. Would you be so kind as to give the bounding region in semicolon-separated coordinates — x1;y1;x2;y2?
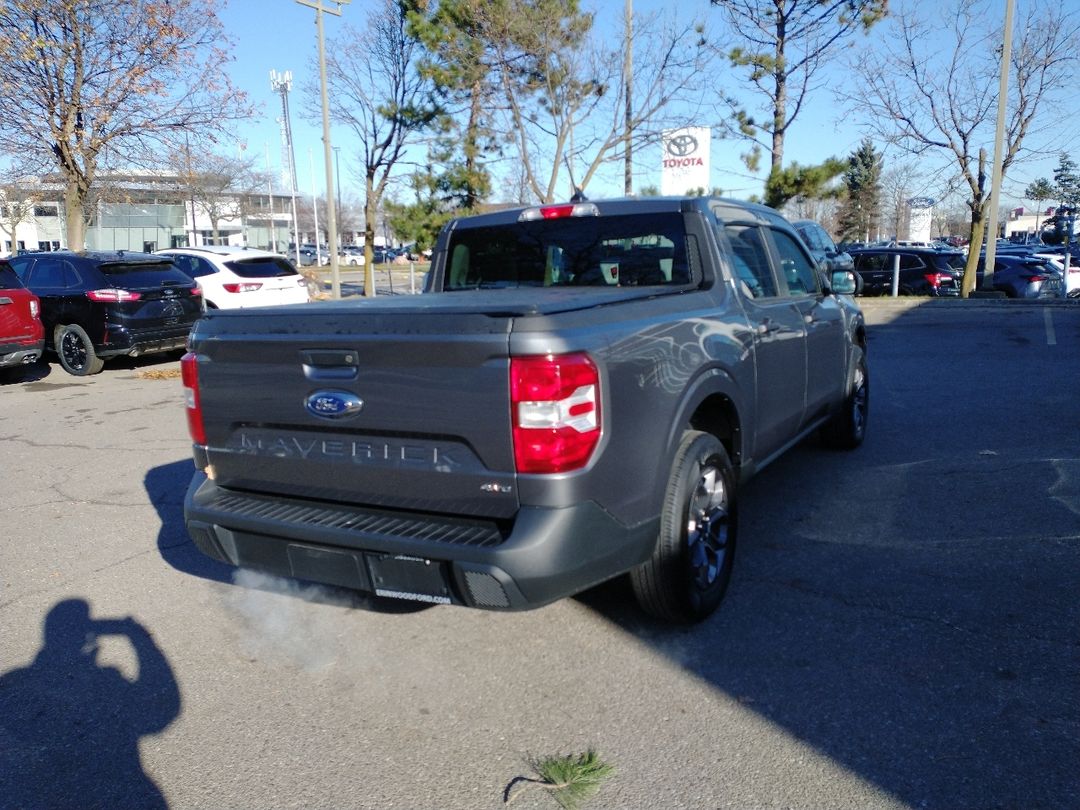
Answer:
295;244;330;267
157;246;310;310
792;220;855;274
341;245;366;266
977;254;1064;299
7;250;202;375
0;259;44;371
848;246;965;296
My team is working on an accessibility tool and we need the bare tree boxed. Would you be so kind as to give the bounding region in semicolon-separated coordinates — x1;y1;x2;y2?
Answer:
0;177;43;256
491;5;712;202
171;149;262;245
709;0;886;176
319;0;438;296
846;0;1079;294
0;0;250;251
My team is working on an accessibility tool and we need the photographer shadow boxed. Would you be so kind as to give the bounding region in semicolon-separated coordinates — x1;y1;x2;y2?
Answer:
0;599;181;808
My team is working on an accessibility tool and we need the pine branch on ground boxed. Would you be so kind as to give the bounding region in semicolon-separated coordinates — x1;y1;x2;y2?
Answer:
504;749;615;809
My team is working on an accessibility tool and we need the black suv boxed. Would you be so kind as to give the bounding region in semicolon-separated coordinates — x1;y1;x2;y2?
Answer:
848;246;966;296
8;250;202;375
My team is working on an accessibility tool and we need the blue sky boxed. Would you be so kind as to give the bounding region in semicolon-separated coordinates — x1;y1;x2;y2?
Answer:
216;0;1071;211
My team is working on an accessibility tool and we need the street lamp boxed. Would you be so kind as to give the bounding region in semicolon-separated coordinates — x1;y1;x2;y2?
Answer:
297;0;349;298
333;146;341;249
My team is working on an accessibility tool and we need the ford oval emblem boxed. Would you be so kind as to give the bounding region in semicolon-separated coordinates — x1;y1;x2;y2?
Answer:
305;391;363;420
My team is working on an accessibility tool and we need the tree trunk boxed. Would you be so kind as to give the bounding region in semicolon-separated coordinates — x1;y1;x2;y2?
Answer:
64;181;86;251
364;172;376;298
961;203;985;298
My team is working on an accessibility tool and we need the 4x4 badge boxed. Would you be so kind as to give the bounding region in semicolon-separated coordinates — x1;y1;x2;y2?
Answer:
305;391;363;420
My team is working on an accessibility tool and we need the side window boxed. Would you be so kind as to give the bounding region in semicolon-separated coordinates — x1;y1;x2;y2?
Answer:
856;254;886;272
724;224;778;299
770;229;820;297
899;254;925;271
60;261;81;288
7;257;32;282
28;258;65;288
816;225;838;253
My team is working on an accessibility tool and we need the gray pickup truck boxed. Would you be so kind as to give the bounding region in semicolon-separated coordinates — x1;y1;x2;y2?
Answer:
182;197;868;623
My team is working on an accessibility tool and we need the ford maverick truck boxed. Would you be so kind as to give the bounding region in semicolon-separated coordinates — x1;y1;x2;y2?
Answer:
182;197;868;623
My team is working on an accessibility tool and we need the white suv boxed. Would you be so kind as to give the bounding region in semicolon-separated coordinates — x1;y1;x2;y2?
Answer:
157;246;311;309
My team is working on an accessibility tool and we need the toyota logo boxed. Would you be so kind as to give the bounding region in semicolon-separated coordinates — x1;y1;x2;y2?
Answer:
666;134;698;157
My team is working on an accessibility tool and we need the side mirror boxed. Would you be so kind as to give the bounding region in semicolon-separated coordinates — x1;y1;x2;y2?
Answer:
830;269;862;296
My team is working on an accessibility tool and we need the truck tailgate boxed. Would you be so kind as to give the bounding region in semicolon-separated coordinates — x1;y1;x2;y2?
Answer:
194;307;517;519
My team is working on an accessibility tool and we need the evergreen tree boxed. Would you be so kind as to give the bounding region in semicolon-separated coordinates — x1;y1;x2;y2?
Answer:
1024;177;1054;234
764;158;846;210
837;138;883;243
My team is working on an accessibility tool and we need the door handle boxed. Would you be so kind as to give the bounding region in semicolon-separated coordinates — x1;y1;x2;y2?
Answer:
756;318;782;336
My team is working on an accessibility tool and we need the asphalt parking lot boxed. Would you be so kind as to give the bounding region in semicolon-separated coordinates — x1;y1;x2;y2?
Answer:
1;299;1077;809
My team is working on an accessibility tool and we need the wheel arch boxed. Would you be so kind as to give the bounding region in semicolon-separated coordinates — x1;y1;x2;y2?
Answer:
666;368;746;472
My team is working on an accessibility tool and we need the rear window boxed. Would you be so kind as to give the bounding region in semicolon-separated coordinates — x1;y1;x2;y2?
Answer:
0;262;24;288
225;256;299;278
444;212;696;290
99;262;194;287
942;254;966;271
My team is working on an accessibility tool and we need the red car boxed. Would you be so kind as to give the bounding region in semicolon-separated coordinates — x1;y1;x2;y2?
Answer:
0;258;45;371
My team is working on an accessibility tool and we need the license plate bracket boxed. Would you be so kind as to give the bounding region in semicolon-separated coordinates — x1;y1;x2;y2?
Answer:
367;554;452;604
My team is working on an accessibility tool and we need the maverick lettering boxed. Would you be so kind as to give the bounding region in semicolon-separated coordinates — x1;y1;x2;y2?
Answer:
236;433;462;469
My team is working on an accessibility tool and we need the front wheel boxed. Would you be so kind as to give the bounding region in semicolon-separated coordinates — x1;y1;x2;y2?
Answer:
631;431;737;623
822;348;868;449
55;324;105;376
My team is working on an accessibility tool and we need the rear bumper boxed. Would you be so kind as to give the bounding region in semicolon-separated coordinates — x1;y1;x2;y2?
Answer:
0;338;44;367
98;323;195;357
184;472;658;611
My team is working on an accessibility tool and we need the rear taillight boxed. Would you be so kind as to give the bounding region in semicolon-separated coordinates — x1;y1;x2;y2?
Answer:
180;352;206;446
86;288;141;302
29;299;39;318
1023;274;1048;282
924;272;951;288
222;282;263;293
510;353;600;474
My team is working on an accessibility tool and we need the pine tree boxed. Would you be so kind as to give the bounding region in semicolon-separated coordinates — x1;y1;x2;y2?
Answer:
837;138;883;243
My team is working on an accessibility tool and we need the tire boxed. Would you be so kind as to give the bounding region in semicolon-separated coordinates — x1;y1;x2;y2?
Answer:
631;431;737;623
822;348;869;450
55;324;105;376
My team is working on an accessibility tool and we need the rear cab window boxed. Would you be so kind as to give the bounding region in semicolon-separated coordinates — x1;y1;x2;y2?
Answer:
443;211;698;290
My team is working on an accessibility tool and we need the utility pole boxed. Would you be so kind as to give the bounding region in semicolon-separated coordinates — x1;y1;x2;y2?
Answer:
270;69;302;268
981;0;1015;294
624;0;633;196
297;0;350;299
265;143;278;252
333;146;342;246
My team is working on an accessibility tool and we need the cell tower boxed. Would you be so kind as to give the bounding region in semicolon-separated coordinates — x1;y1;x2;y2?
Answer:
270;69;301;264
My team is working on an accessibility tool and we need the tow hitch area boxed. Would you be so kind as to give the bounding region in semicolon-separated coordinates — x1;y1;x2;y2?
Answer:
368;554;453;604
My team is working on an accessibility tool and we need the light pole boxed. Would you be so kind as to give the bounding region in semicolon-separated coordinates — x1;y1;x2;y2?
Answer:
297;0;349;299
333;146;342;248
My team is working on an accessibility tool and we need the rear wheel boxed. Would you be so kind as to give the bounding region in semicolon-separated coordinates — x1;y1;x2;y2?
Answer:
55;324;105;376
631;431;737;623
822;348;868;449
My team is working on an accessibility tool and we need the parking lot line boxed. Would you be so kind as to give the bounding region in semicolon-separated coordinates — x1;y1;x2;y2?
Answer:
1044;309;1057;346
